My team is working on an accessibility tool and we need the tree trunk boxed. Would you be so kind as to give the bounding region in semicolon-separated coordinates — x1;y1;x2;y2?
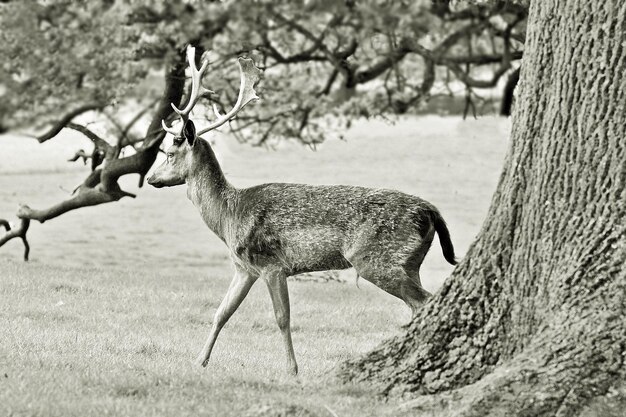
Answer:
342;2;626;416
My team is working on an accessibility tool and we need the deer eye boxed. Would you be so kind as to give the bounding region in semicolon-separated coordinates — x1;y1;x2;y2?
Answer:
166;152;174;161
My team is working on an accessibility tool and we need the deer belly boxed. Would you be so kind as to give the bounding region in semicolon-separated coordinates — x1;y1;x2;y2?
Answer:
234;227;351;273
280;228;351;274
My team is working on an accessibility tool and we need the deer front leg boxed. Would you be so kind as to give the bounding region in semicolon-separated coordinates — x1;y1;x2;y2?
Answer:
197;269;257;368
263;270;298;376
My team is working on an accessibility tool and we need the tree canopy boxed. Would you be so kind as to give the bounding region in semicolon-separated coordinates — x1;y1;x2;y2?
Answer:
1;0;526;145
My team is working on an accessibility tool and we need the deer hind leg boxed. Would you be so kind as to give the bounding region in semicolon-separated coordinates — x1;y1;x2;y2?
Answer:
401;241;434;317
346;250;431;318
262;269;298;376
197;268;257;368
400;272;432;318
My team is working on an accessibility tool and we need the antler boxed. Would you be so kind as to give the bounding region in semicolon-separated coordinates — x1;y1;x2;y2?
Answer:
172;47;212;117
161;45;262;137
162;45;211;136
196;57;262;136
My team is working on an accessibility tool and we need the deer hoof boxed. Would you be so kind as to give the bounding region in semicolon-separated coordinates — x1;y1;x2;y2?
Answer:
195;354;209;368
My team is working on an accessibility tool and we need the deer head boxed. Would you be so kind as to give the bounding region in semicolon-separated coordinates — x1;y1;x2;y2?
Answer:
147;46;261;188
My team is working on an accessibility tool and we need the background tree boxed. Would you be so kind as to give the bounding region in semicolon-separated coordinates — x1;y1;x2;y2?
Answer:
342;1;626;415
0;0;525;258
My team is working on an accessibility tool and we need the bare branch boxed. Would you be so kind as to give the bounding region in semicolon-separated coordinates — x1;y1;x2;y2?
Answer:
441;50;523;65
352;37;424;87
67;149;91;165
67;148;105;171
102;111;126;137
2;46;189;261
317;69;339;97
16;186;134;224
268;9;356;84
121;97;160;141
260;32;327;66
65;123;116;159
36;102;105;143
0;218;31;261
351;22;495;88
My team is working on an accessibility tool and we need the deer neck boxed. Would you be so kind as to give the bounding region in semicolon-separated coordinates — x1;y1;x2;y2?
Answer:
186;141;237;243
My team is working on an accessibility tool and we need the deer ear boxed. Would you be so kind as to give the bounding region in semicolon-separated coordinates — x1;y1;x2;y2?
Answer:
183;120;196;146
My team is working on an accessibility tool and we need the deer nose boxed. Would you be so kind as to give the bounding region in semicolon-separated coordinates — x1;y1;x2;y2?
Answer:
146;175;162;188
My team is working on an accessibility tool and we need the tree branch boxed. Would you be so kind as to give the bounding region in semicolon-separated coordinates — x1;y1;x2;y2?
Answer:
16;185;135;224
65;122;116;159
268;8;356;85
36;102;105;143
441;50;523;65
0;218;31;261
121;97;160;143
1;46;189;260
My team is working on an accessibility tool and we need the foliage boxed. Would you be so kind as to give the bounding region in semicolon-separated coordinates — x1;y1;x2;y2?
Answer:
0;0;527;145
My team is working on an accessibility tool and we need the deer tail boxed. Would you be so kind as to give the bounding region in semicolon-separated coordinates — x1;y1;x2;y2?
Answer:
432;210;457;265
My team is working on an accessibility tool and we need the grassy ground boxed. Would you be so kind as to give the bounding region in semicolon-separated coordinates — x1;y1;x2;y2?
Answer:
0;116;509;416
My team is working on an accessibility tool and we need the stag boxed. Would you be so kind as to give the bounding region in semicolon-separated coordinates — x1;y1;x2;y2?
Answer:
148;46;457;375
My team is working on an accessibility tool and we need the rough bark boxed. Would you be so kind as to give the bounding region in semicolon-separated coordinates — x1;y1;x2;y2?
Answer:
342;1;626;416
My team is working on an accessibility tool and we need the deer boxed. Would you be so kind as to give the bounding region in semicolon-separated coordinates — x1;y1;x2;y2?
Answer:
147;46;457;376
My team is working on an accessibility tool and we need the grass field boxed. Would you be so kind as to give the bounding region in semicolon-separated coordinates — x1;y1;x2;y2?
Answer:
0;116;509;416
